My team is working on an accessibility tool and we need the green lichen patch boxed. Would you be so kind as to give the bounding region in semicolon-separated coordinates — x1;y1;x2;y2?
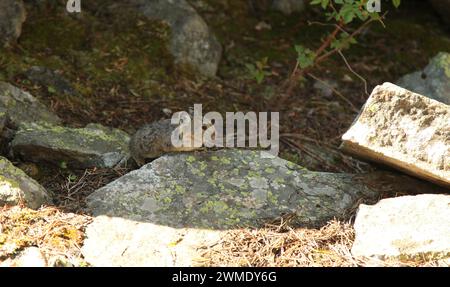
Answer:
11;122;130;169
87;149;379;230
0;156;51;209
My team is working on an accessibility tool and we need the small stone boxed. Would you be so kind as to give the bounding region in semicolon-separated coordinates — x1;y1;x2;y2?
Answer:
0;156;51;209
0;81;62;128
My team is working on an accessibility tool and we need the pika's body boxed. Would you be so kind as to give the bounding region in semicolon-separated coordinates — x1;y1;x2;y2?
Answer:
130;119;203;166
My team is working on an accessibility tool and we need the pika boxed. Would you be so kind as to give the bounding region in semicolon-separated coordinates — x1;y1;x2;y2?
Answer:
130;118;213;166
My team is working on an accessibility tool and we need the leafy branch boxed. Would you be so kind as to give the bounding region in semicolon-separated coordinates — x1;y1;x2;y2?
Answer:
286;0;400;93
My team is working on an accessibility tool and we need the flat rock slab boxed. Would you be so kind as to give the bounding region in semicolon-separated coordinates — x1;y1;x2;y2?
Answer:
352;194;450;261
0;156;51;209
87;149;382;230
82;215;223;267
11;123;130;169
0;81;61;127
341;82;450;188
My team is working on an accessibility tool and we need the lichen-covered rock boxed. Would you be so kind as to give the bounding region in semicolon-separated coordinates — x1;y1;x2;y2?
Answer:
87;149;382;229
82;216;223;267
430;0;450;25
397;52;450;104
83;149;443;266
272;0;305;15
0;82;61;128
0;156;51;209
105;0;222;77
352;194;450;262
25;66;78;96
11;122;130;169
0;0;26;47
340;82;450;188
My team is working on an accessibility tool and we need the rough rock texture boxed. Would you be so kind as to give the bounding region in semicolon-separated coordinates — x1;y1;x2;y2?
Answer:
352;194;450;261
0;247;48;267
104;0;222;77
430;0;450;25
0;0;26;47
0;82;62;128
341;83;450;188
83;149;442;266
25;66;78;96
87;149;383;230
82;216;223;267
11;123;130;169
0;156;51;209
272;0;305;15
397;52;450;104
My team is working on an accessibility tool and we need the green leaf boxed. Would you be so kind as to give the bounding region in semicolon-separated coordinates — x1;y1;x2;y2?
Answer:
392;0;401;8
295;45;316;69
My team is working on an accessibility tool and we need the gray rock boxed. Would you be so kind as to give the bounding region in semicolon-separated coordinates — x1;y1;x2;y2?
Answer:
396;52;450;104
11;122;130;169
107;0;222;77
272;0;305;15
0;156;51;209
430;0;450;25
87;149;381;229
82;150;443;266
352;194;450;261
341;82;450;188
0;81;62;128
313;79;338;99
0;0;26;47
25;66;78;96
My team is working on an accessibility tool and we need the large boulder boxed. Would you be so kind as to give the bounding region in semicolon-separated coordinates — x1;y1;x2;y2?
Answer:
11;123;130;169
0;0;26;47
0;156;51;209
397;52;450;105
87;149;382;229
103;0;222;77
0;82;62;128
352;194;450;262
341;82;450;188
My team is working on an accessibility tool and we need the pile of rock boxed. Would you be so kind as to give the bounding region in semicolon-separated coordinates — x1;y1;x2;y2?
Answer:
0;81;131;209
